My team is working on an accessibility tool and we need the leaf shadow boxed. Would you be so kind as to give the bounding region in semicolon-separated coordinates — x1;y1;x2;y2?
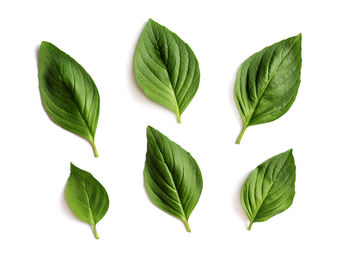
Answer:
142;168;154;203
35;45;55;129
232;171;250;228
61;187;97;237
230;63;245;140
35;45;40;66
128;24;148;102
60;186;78;220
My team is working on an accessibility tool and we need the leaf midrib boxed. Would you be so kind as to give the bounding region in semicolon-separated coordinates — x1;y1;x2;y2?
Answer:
162;157;188;222
149;25;181;118
249;155;290;223
244;38;299;127
47;48;95;141
151;130;188;222
82;180;96;226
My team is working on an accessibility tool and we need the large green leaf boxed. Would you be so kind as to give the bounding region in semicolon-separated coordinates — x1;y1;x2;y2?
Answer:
241;149;296;230
65;163;109;239
134;19;200;123
144;126;203;231
39;41;100;156
234;34;302;143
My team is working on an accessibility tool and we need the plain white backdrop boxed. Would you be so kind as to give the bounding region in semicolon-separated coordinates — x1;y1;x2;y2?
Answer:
0;0;349;262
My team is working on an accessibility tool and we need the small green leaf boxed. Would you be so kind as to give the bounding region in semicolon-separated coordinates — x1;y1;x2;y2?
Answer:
65;163;109;239
134;19;200;123
144;126;203;231
241;149;296;230
234;34;302;143
39;41;100;156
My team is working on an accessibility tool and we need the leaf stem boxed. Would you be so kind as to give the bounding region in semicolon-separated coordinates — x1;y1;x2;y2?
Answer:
236;125;247;144
93;224;100;239
91;140;99;157
184;220;191;232
176;112;181;123
248;221;253;231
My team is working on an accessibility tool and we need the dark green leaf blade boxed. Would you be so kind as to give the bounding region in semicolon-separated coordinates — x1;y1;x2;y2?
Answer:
134;19;200;123
241;149;296;230
65;163;109;239
234;34;302;143
39;41;100;156
144;126;203;231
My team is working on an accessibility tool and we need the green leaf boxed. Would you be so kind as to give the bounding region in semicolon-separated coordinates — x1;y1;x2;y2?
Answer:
240;149;296;230
65;163;109;239
234;34;302;143
39;41;100;156
134;19;200;123
144;126;203;231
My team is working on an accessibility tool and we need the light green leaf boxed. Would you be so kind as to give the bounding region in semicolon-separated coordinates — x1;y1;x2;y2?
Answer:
234;34;302;143
134;19;200;123
241;149;296;230
39;41;100;156
144;126;203;231
65;163;109;239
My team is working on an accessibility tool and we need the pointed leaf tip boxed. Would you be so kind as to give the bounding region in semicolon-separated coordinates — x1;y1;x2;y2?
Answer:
70;162;76;169
146;125;155;135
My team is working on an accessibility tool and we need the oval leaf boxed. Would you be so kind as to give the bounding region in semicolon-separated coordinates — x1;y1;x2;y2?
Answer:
39;41;100;156
144;126;203;231
234;34;302;143
240;149;296;230
65;163;109;239
134;19;200;123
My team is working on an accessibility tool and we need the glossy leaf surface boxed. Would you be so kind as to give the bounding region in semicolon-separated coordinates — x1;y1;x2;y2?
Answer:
241;149;296;230
144;126;203;231
65;163;109;239
134;19;200;123
234;34;302;143
39;41;100;156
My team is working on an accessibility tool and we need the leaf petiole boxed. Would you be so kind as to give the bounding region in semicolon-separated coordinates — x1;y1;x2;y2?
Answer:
184;220;191;232
236;125;247;144
93;224;99;239
91;140;99;157
248;221;253;231
177;112;181;123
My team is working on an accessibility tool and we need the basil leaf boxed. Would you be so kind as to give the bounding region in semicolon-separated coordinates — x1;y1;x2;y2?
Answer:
144;126;203;231
39;41;100;156
65;163;109;239
134;19;200;123
241;149;296;230
234;34;302;143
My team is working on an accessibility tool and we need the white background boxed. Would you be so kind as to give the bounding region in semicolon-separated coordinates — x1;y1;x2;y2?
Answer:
0;0;349;262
